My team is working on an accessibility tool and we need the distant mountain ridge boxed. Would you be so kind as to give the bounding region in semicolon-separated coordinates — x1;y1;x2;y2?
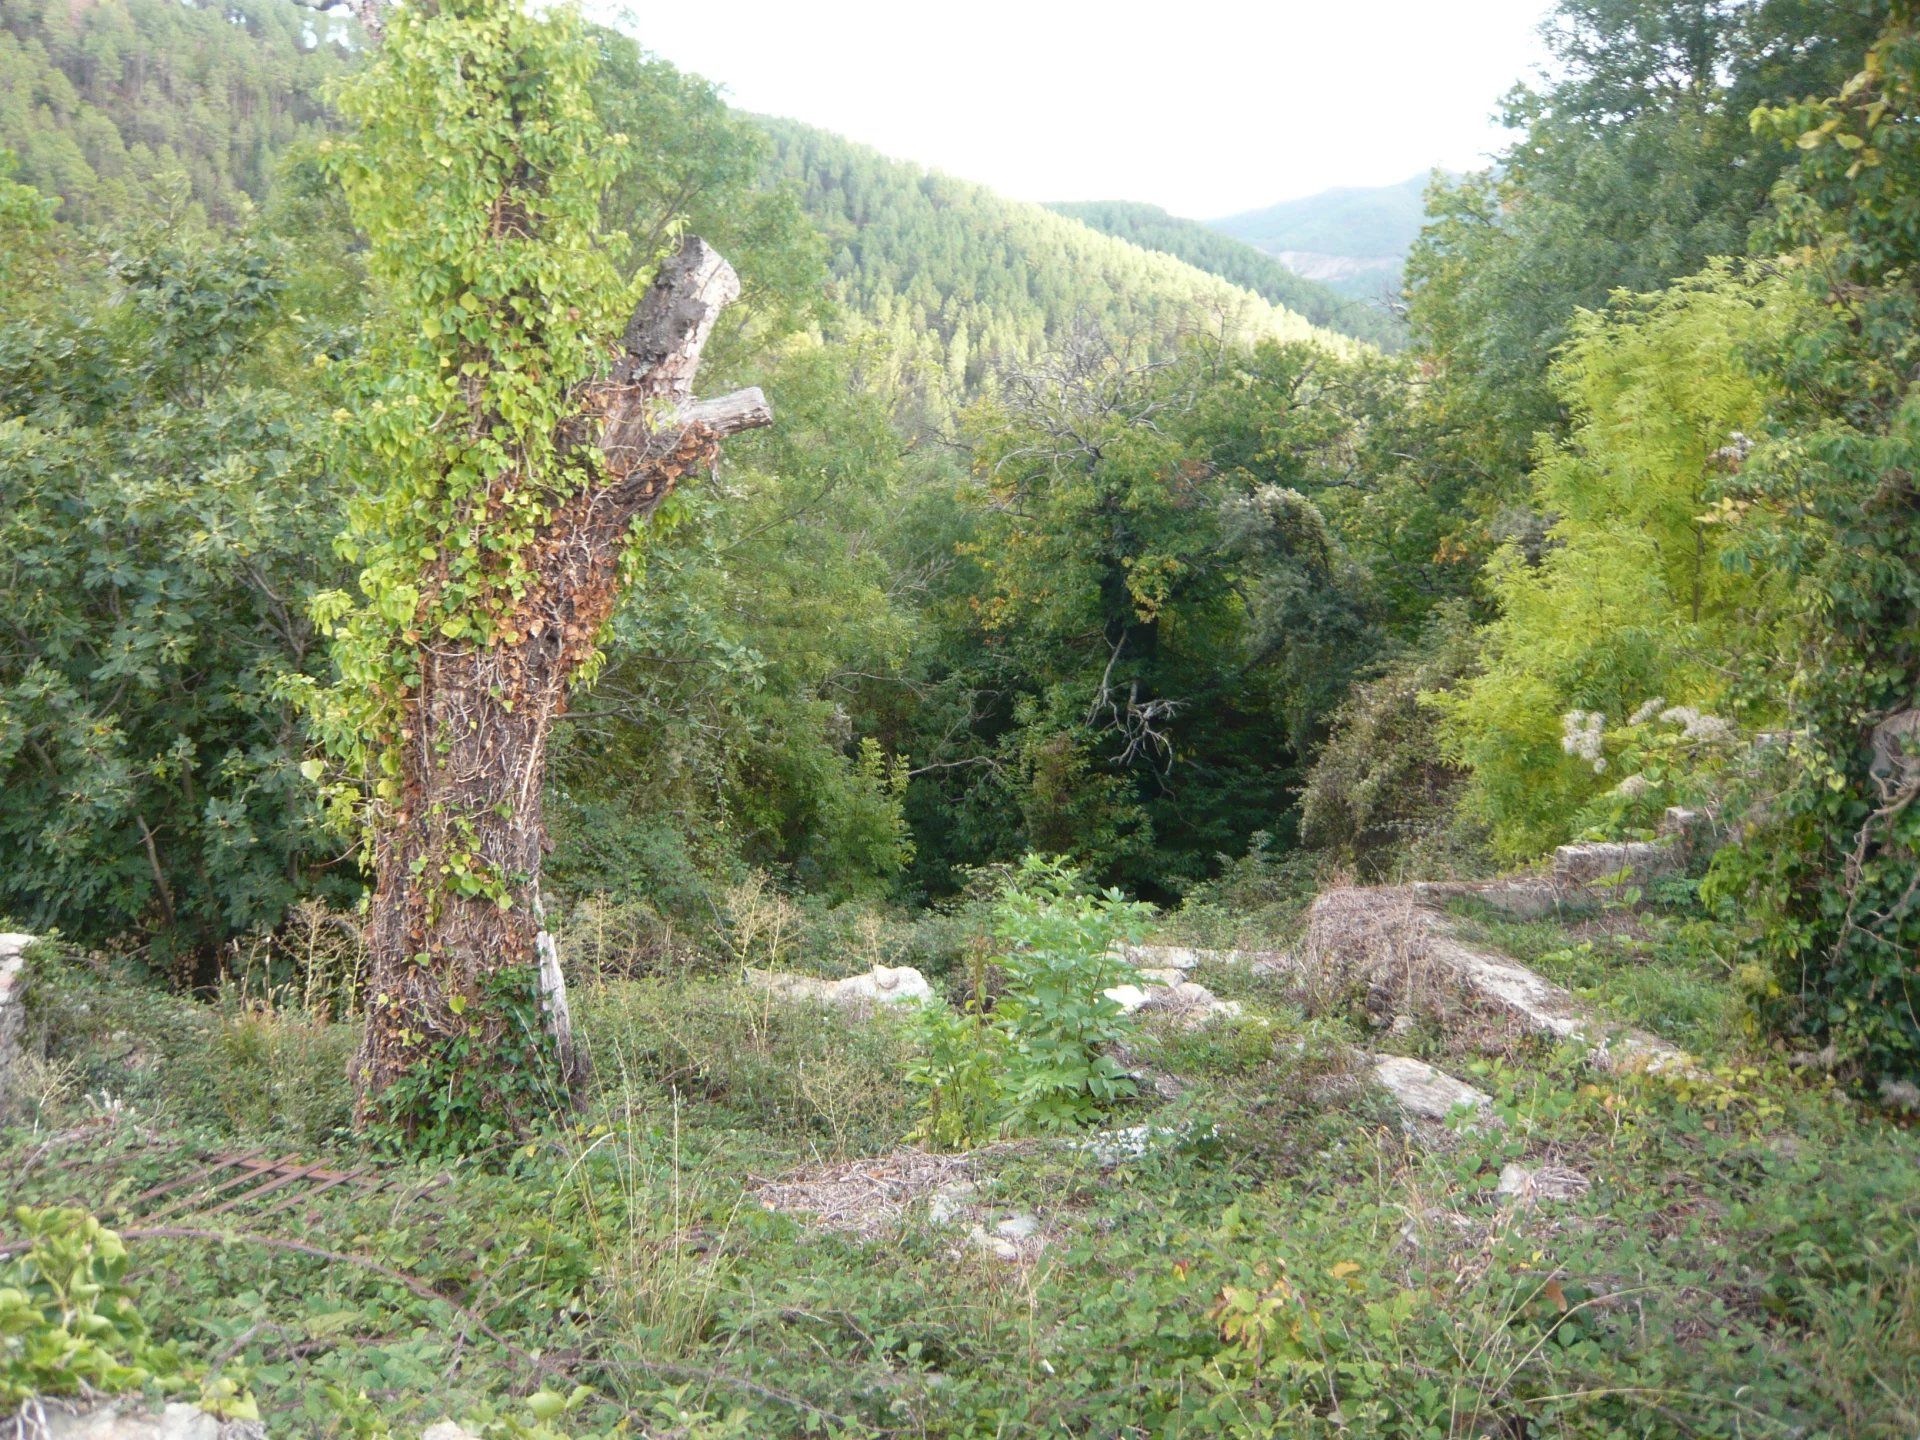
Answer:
1045;199;1405;350
1211;174;1437;301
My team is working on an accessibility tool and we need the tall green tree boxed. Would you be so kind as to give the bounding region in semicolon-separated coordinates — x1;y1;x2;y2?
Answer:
0;214;351;961
1407;0;1877;503
1716;1;1920;1084
1434;265;1800;857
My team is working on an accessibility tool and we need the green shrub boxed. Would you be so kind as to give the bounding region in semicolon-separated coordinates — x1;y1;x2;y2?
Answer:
904;999;1005;1151
1298;603;1479;879
906;854;1153;1143
1162;832;1322;949
0;1208;189;1406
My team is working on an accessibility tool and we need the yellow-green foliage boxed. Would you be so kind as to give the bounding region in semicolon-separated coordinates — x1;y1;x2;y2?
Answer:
1435;264;1804;857
301;0;629;827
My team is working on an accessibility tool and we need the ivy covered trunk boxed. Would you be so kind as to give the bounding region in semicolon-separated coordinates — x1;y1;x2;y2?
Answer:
317;0;773;1143
353;239;771;1138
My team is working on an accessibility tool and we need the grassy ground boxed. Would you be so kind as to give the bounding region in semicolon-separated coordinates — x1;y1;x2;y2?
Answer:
3;896;1918;1440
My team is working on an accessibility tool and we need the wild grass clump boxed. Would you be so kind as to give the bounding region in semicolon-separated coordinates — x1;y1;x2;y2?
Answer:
574;975;916;1160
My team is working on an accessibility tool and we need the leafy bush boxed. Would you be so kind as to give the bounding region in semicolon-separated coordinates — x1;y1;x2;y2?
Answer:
0;225;354;968
905;997;1005;1151
1298;603;1478;879
907;854;1152;1143
0;1207;186;1405
1711;11;1920;1088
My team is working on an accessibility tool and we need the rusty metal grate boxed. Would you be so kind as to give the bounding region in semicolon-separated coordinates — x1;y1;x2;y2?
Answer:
122;1151;399;1225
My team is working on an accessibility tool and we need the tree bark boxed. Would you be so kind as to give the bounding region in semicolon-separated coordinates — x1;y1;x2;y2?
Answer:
354;237;769;1132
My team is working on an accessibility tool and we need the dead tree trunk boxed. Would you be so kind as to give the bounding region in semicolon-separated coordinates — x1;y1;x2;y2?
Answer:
354;238;770;1133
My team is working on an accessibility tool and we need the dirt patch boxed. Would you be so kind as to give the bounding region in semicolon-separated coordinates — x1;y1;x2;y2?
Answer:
748;1147;990;1239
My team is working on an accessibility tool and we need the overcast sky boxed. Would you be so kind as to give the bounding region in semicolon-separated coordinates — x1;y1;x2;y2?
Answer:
585;0;1557;219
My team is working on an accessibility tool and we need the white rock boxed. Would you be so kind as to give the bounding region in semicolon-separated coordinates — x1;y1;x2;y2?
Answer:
1103;984;1150;1013
1552;839;1679;888
747;964;932;1011
965;1224;1022;1261
421;1425;481;1440
834;965;933;1005
1115;944;1205;971
35;1401;260;1440
994;1212;1040;1239
1117;942;1290;972
1305;889;1698;1078
1371;1055;1493;1128
0;933;32;1089
927;1180;977;1225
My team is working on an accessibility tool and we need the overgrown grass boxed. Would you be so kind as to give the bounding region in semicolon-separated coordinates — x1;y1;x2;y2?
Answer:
5;905;1919;1439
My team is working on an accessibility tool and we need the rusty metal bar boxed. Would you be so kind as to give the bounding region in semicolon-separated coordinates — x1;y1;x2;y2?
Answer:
250;1165;373;1220
126;1150;266;1208
201;1158;337;1218
143;1154;298;1223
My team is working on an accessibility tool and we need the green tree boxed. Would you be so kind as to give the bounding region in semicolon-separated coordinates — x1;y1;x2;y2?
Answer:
1406;0;1877;516
1435;265;1799;858
0;219;351;962
549;341;918;908
1716;3;1920;1084
901;333;1376;897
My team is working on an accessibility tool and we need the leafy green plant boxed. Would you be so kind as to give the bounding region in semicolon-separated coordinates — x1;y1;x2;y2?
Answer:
988;855;1154;1132
904;854;1152;1143
0;1207;185;1405
1713;5;1920;1088
905;995;1006;1151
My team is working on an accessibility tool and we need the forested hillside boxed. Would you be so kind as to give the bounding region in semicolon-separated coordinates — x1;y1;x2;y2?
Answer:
1047;197;1406;347
761;118;1351;410
0;0;352;225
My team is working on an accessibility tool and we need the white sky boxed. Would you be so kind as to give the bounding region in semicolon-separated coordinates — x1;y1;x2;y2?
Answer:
586;0;1557;218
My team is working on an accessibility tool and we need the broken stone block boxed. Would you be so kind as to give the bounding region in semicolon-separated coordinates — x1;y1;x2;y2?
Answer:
1551;840;1679;889
746;964;932;1011
1138;979;1243;1029
1494;1163;1590;1203
35;1401;263;1440
1370;1054;1494;1129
